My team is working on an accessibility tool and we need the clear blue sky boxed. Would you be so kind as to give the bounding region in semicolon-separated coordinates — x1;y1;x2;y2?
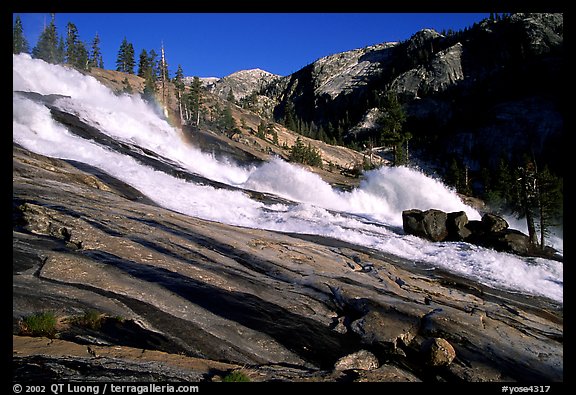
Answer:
14;13;489;78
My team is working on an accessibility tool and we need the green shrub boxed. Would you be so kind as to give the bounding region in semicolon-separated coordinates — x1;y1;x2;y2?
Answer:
21;312;57;337
74;310;104;330
222;370;251;382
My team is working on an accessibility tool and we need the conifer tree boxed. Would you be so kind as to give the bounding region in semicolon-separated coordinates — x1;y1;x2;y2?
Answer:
148;49;159;79
227;88;235;103
65;22;89;70
137;49;150;78
378;92;409;166
535;166;563;249
185;76;203;126
125;42;135;74
142;67;157;103
13;15;29;54
32;15;59;64
219;104;235;131
116;38;135;74
65;22;79;65
56;37;66;64
89;33;104;68
173;64;185;124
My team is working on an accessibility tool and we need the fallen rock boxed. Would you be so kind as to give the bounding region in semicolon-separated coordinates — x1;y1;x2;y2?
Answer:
334;350;379;371
421;337;456;367
350;308;420;352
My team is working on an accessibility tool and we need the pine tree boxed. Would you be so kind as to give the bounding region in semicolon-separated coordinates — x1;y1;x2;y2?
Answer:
227;88;235;103
75;41;90;70
185;76;203;126
13;15;29;54
289;137;322;168
142;67;157;103
32;15;59;64
89;33;104;69
535;166;563;249
116;38;135;74
56;37;66;64
125;42;135;74
219;104;235;131
65;22;89;70
137;49;149;78
148;49;159;79
377;92;409;166
65;22;79;65
173;64;185;124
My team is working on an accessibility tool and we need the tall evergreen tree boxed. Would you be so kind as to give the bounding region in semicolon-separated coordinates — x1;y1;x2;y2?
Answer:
173;64;185;124
148;49;159;79
142;67;157;103
13;15;29;54
65;22;89;70
56;36;66;64
65;22;79;65
377;92;409;166
535;166;563;249
89;33;104;68
185;76;203;126
125;42;135;74
116;37;135;74
32;15;59;64
227;88;235;103
218;104;235;131
137;49;150;78
75;41;90;70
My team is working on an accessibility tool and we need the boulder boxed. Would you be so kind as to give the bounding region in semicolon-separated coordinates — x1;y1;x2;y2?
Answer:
403;208;561;261
350;308;420;352
334;350;379;371
446;211;471;241
481;213;509;233
421;338;456;367
402;209;449;242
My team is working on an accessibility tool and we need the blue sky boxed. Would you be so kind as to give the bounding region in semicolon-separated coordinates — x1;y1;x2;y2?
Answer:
14;13;489;78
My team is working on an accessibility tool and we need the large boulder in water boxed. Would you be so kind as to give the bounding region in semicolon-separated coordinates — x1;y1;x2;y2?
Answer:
402;209;448;242
446;211;472;241
403;209;561;261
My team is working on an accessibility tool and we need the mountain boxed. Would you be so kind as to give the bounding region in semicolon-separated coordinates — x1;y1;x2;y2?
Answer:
201;68;281;102
253;13;563;181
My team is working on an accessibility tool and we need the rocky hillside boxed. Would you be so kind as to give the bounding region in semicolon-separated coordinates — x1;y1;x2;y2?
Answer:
203;68;281;102
252;13;562;178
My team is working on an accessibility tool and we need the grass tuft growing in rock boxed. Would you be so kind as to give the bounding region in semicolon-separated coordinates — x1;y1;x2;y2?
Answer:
222;370;251;382
20;312;57;338
73;310;104;330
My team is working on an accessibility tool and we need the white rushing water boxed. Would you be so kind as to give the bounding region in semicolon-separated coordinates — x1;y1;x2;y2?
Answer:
13;54;563;303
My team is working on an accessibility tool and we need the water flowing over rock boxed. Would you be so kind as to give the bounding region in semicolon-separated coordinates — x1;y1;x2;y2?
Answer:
13;143;562;381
